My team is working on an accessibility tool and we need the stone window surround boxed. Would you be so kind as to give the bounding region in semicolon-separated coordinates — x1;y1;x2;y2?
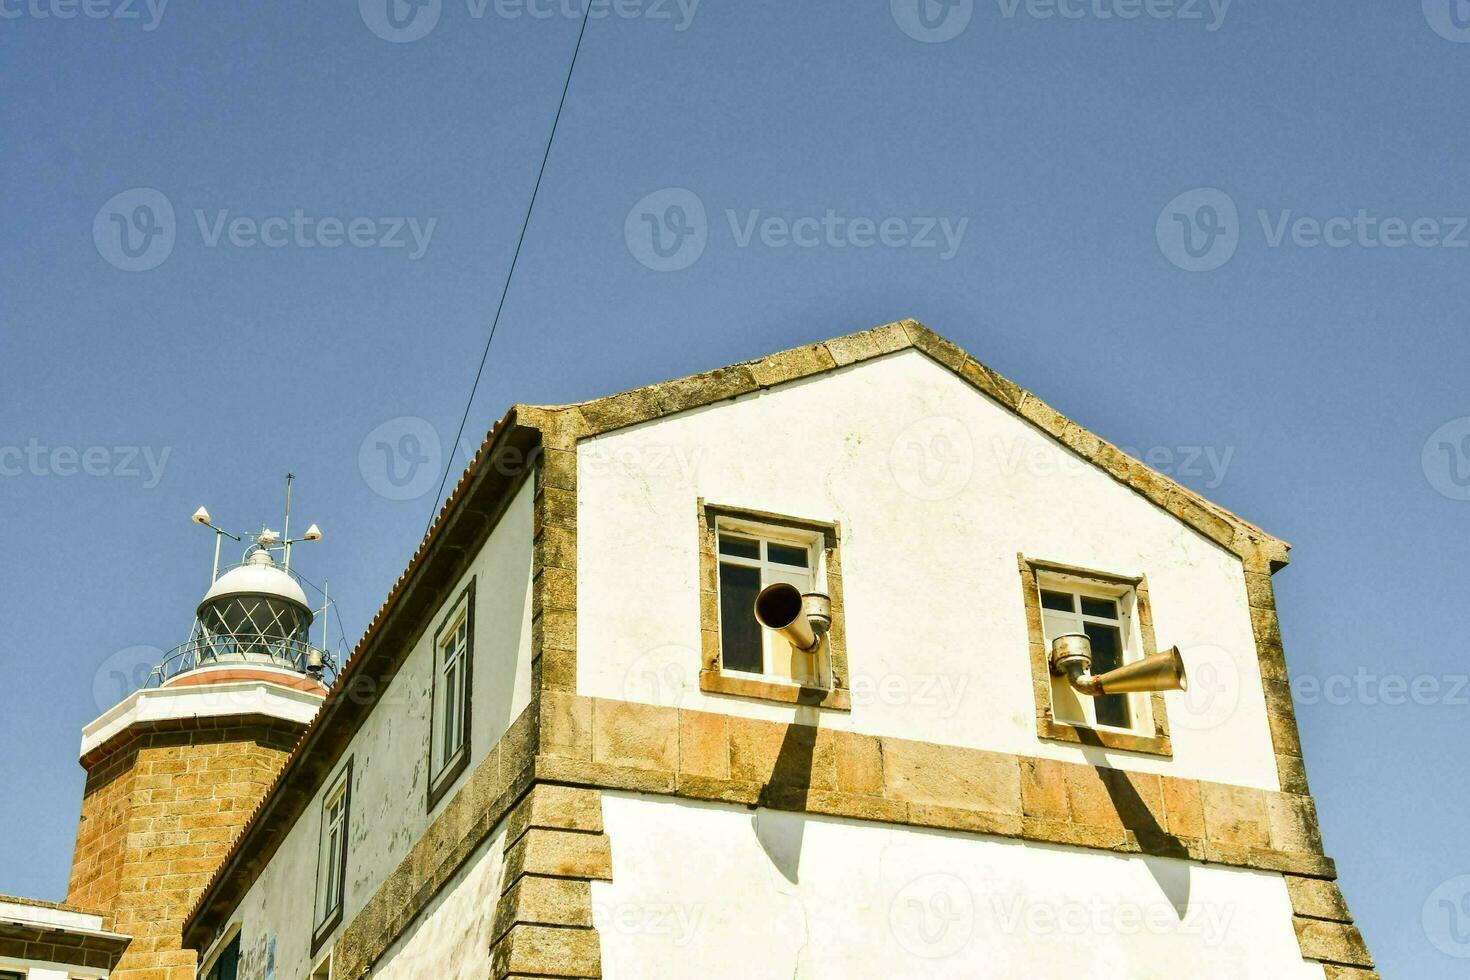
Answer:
311;756;353;958
428;577;477;812
1019;555;1173;757
697;500;851;711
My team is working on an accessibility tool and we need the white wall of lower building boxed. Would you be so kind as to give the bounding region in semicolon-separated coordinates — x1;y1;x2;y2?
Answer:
575;350;1279;791
374;819;508;979
204;477;535;978
593;792;1325;980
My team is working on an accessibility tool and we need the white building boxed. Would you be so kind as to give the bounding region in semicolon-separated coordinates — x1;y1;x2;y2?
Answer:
150;320;1374;978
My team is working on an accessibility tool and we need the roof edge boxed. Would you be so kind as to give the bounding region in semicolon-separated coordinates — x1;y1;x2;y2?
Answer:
529;318;1288;567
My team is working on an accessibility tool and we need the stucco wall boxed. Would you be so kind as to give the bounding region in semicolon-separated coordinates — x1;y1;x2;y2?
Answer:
593;792;1326;979
575;349;1279;791
373;819;508;979
206;478;535;978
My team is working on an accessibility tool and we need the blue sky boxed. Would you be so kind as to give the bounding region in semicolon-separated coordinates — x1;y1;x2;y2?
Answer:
2;2;1465;975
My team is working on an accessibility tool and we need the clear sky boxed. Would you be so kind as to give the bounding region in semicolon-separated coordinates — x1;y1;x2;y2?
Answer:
1;2;1464;975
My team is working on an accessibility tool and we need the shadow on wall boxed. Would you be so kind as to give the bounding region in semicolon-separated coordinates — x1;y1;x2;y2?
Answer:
1075;728;1193;916
752;699;824;884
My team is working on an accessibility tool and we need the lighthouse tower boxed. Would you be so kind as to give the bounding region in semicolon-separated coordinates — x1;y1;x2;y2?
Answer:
67;506;336;980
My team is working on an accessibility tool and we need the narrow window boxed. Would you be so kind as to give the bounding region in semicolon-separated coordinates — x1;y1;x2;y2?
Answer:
202;936;240;980
716;524;820;684
313;760;352;948
429;580;475;808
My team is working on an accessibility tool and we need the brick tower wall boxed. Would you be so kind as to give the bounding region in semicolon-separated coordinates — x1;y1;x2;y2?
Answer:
68;718;304;980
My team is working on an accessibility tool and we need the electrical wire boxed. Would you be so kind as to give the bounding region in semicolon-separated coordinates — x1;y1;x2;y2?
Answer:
422;5;595;542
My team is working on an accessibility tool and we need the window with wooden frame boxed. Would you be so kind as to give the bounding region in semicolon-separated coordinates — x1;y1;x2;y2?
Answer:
697;501;850;710
1018;556;1172;756
428;579;474;809
200;933;240;980
312;759;352;953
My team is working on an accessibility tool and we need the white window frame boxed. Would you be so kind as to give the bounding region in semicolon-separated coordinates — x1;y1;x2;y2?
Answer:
313;760;352;945
714;518;827;687
428;580;475;808
1036;574;1152;735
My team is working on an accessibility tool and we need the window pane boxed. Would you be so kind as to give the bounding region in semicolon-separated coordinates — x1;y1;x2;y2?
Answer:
767;543;810;568
718;562;764;673
206;936;240;980
1040;589;1074;612
718;535;760;559
1080;596;1118;619
1083;622;1130;728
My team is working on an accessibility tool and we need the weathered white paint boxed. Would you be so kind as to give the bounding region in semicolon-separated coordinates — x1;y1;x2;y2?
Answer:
207;478;535;977
0;966;102;980
374;820;508;979
79;679;322;760
0;901;119;978
594;792;1326;980
575;350;1280;790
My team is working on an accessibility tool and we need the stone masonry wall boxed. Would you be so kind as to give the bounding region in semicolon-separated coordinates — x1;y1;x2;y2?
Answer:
68;719;303;980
